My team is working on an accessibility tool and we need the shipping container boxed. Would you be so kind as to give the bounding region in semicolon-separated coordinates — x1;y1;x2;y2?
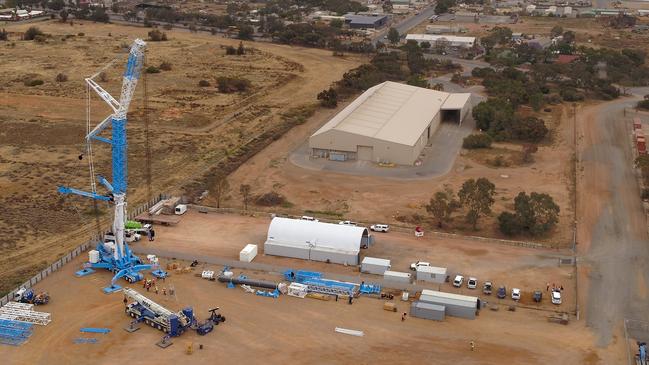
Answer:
361;257;391;275
383;270;411;283
239;244;258;262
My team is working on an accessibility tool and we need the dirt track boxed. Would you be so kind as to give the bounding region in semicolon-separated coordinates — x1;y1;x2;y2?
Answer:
576;88;649;357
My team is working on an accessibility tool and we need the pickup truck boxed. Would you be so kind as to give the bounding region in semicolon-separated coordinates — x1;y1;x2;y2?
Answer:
410;261;430;271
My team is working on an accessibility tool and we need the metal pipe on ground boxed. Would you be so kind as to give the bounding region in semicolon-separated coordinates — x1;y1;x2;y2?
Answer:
217;276;278;290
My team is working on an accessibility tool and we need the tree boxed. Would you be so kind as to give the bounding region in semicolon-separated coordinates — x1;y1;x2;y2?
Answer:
240;184;252;210
511;192;560;236
550;25;563;37
237;41;246;55
425;188;459;228
387;27;399;45
521;144;538;163
48;0;65;10
59;9;68;23
458;178;496;229
211;178;230;208
317;87;338;108
0;29;7;41
462;133;492;149
435;0;456;14
238;25;254;40
330;19;343;28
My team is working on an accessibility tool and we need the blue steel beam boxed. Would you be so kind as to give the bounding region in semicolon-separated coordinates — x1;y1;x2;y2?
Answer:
111;117;127;194
58;186;112;201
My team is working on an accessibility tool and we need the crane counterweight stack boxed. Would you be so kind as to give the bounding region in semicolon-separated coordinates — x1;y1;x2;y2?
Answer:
58;39;157;293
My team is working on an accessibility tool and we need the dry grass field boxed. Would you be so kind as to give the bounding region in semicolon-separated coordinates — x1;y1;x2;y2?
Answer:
0;19;363;295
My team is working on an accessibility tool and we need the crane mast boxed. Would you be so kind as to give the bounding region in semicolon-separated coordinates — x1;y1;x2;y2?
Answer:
58;39;153;293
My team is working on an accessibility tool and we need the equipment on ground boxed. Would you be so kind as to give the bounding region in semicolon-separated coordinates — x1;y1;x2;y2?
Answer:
58;39;156;292
284;270;358;297
638;342;647;365
13;288;49;305
122;288;219;337
547;313;569;325
0;319;33;346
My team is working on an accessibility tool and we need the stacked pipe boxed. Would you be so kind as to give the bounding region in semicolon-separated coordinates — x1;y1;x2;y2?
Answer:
217;276;279;290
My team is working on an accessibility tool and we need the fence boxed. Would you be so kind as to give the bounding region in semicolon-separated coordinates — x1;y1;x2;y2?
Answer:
0;194;167;308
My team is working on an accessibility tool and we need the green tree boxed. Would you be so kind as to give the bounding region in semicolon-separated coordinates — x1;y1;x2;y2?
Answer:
330;19;343;29
458;178;496;229
425;188;459;228
59;9;68;23
550;25;563;37
406;74;428;88
317;87;338;108
238;25;254;40
512;192;560;236
387;27;400;45
239;184;251;210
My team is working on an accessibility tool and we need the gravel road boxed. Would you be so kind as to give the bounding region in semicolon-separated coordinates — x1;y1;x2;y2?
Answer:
578;87;649;347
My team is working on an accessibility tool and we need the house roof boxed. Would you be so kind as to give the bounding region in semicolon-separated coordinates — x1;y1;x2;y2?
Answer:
311;81;453;146
555;54;580;64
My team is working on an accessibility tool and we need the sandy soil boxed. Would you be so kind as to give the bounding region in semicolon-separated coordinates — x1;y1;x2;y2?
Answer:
136;209;576;312
0;20;363;295
220;98;575;247
3;251;600;365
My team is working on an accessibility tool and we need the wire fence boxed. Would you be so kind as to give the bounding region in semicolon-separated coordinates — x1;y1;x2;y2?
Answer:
0;194;167;308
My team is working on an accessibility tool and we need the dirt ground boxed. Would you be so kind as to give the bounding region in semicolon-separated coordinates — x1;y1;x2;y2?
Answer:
219;96;575;247
3;246;603;365
135;209;576;312
0;20;363;295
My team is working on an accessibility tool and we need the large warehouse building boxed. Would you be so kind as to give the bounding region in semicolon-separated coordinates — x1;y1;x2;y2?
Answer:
309;81;471;165
263;217;369;265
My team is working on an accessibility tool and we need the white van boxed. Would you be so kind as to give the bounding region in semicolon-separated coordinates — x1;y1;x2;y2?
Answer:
175;204;187;215
301;216;318;222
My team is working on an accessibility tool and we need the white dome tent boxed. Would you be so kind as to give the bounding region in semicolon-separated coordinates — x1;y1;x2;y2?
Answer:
264;217;369;265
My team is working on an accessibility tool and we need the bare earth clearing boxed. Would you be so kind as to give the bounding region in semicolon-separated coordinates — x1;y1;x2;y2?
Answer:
0;19;362;294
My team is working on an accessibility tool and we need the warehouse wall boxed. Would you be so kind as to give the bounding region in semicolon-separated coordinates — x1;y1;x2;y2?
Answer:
310;249;358;265
264;243;310;260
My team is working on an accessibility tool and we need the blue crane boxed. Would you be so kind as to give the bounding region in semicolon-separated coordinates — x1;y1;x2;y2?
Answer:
58;39;154;293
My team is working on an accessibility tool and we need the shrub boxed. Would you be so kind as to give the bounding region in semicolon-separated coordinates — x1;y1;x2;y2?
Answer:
560;88;584;102
0;28;8;41
24;27;44;41
198;80;210;87
462;134;493;149
225;46;236;55
24;79;44;87
638;99;649;111
55;73;68;82
510;117;548;142
317;87;338;108
145;66;160;74
99;72;108;82
498;211;521;235
159;61;172;71
216;77;250;93
254;192;287;206
77;32;85;37
148;30;167;42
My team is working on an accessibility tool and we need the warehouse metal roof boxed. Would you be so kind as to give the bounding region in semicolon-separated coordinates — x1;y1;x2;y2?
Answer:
405;34;476;44
265;217;367;254
311;81;453;146
344;14;388;25
419;289;478;308
441;93;471;110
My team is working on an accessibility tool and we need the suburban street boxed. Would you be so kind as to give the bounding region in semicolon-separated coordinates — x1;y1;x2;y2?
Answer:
577;87;649;349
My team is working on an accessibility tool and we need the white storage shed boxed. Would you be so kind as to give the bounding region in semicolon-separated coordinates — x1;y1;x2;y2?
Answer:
361;257;391;275
264;217;368;265
239;244;258;262
416;266;447;283
383;270;412;283
419;289;479;320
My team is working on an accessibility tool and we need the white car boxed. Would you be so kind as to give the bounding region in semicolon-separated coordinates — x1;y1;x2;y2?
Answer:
301;216;318;222
453;275;464;287
370;224;390;232
467;277;478;289
339;220;358;226
410;261;431;271
512;288;521;301
551;289;562;305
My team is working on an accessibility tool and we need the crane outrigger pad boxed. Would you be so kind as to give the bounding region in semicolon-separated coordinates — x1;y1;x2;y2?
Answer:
102;284;122;294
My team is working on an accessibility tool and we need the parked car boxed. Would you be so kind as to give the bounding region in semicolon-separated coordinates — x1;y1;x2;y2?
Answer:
453;275;464;287
339;220;358;226
497;286;507;299
301;216;318;222
483;281;492;295
551;289;562;305
370;224;390;232
467;277;478;289
533;290;543;303
511;288;521;301
410;261;430;271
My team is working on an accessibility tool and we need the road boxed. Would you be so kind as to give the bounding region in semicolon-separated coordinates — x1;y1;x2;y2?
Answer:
371;4;437;45
577;87;649;349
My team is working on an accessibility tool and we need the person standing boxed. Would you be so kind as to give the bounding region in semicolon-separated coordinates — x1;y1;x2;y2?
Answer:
150;229;156;241
147;229;152;241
